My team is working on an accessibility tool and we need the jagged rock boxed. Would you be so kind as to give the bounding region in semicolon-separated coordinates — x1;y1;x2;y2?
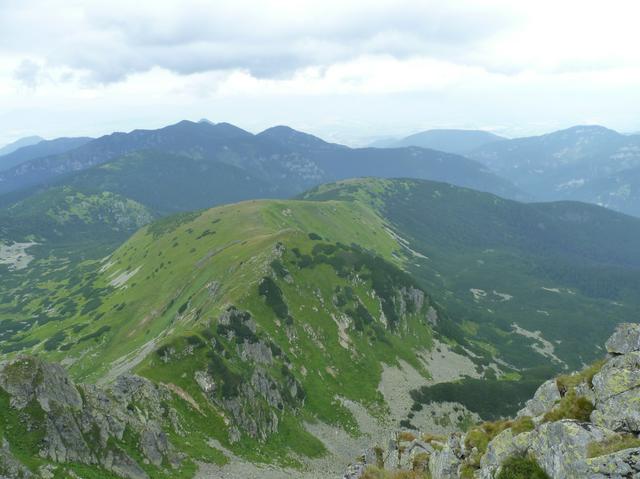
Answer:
347;324;640;479
426;306;438;326
517;379;561;420
251;367;284;409
237;340;274;364
218;307;257;333
0;438;33;478
428;434;464;479
527;420;614;478
101;449;148;479
0;357;82;412
343;462;365;479
585;447;640;478
194;370;216;395
0;357;182;479
477;428;533;479
606;323;640;355
592;351;640;432
397;286;425;318
591;389;640;433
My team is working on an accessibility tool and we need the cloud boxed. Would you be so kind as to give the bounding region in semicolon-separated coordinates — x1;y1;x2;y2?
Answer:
1;0;640;145
13;59;43;88
0;0;521;83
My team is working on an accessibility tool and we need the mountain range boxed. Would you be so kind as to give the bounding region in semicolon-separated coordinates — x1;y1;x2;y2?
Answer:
0;135;43;157
0;120;521;200
371;129;505;155
0;120;639;478
466;125;640;216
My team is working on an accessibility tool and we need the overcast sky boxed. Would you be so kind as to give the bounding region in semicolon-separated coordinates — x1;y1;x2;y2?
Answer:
1;0;639;146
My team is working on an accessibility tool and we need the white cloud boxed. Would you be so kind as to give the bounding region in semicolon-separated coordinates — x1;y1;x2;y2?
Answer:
0;0;639;144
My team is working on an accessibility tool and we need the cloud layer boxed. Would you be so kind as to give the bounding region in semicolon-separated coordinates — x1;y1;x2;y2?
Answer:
1;0;639;144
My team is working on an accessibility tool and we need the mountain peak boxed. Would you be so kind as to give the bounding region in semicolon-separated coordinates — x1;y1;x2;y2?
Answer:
161;119;254;139
258;125;338;150
548;124;621;138
387;129;505;155
0;135;44;157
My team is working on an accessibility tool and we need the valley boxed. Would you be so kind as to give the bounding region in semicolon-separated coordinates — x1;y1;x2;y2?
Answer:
0;123;639;478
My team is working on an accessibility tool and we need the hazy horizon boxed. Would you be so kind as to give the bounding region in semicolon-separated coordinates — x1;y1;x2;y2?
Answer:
2;118;638;151
2;0;640;146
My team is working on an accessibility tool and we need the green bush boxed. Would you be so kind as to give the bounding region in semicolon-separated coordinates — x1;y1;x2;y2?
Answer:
496;456;549;479
258;276;289;320
543;390;594;422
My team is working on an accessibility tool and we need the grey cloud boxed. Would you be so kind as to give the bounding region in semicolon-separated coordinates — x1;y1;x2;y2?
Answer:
13;59;43;87
1;0;522;83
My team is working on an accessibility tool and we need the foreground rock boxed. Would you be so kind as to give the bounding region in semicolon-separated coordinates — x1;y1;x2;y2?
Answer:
345;323;640;479
0;356;183;479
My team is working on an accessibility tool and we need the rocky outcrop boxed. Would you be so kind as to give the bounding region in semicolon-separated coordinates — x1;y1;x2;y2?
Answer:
0;439;33;479
346;322;640;479
606;323;640;355
516;378;561;420
0;356;183;479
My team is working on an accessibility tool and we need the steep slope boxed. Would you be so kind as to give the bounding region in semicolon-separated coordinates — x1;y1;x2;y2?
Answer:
564;164;640;217
379;129;505;155
0;136;43;157
303;178;640;370
0;137;92;172
1;179;639;476
348;323;640;479
469;126;640;210
0;196;473;475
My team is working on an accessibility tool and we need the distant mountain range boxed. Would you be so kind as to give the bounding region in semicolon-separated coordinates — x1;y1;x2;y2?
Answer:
0;120;521;200
0;121;525;259
468;125;640;216
0;136;92;172
372;129;505;155
0;135;43;157
371;125;640;217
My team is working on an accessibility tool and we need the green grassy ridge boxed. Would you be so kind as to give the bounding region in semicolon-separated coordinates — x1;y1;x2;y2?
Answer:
0;197;451;467
302;178;640;370
4;177;638;468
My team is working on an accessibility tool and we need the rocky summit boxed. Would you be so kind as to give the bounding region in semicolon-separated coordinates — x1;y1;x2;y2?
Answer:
346;323;640;479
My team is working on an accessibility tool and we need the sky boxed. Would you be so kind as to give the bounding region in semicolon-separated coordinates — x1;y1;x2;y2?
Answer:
1;0;640;146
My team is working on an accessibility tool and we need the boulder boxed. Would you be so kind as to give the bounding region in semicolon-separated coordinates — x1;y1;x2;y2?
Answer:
527;420;614;478
517;379;561;420
606;323;640;355
591;351;640;433
591;390;640;433
429;434;464;479
585;447;640;478
477;428;533;479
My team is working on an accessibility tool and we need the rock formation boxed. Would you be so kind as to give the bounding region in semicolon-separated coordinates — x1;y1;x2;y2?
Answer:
346;323;640;479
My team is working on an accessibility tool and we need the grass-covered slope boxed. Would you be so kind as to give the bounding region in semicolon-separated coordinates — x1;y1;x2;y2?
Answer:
0;196;453;469
2;177;639;475
303;178;640;371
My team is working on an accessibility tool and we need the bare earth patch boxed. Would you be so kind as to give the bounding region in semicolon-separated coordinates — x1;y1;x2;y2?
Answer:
0;242;37;270
511;323;565;366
